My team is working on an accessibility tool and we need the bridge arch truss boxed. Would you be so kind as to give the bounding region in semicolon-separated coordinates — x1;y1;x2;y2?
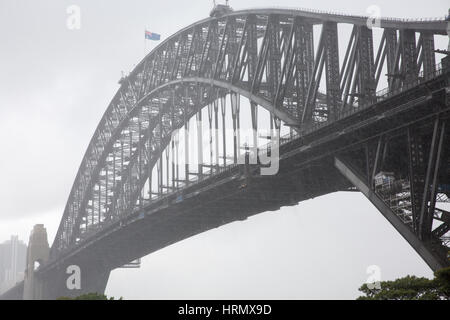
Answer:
51;8;449;262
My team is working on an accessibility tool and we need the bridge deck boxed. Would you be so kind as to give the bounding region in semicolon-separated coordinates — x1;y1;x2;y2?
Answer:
37;68;449;278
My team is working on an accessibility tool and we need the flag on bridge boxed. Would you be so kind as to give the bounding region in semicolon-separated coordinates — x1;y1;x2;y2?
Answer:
145;30;161;41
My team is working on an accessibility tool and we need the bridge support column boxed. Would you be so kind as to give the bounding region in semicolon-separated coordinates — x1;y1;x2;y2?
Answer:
400;29;418;83
23;225;50;300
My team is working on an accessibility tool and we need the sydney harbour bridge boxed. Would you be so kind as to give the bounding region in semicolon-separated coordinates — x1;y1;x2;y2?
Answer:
2;6;450;299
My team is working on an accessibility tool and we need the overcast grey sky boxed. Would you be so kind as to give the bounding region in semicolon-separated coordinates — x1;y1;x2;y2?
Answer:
0;0;449;299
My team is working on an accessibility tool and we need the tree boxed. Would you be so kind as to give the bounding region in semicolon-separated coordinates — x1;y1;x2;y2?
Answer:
358;267;450;300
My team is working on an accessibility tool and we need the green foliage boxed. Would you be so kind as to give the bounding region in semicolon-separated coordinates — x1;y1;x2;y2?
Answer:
358;267;450;300
57;293;123;300
434;267;450;296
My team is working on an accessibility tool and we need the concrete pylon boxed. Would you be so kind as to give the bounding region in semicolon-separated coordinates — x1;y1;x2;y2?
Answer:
23;225;50;300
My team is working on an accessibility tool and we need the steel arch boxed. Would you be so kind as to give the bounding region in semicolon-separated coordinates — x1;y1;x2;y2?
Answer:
51;7;448;257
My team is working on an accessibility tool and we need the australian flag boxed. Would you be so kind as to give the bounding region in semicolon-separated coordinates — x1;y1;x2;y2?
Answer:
145;30;161;41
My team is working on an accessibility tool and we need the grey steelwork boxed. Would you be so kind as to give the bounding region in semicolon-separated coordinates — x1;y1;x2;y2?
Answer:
1;6;449;300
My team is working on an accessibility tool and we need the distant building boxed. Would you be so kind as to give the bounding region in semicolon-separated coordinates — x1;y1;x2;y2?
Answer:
0;236;27;294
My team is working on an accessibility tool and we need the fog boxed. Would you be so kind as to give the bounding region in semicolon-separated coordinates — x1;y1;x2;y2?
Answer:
1;0;448;299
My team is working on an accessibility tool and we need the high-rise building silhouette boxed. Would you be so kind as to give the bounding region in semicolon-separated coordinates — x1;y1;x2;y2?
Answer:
0;236;27;294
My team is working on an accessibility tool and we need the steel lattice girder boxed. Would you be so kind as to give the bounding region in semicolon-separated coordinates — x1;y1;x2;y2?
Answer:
334;112;450;270
51;8;448;257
